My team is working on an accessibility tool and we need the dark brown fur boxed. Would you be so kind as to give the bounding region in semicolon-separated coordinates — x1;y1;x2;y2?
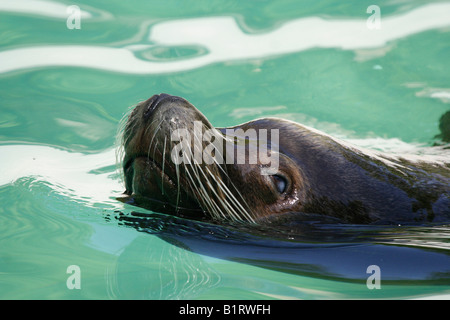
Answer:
120;94;450;225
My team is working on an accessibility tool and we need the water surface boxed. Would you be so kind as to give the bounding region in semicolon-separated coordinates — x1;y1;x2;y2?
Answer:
1;0;449;299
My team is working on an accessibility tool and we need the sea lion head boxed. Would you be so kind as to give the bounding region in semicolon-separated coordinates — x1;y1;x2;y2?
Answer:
119;93;308;223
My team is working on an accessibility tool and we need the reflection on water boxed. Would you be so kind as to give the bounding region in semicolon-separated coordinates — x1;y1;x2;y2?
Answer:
2;143;448;298
1;3;450;74
382;225;450;250
115;210;450;284
103;232;222;299
0;145;122;207
0;0;92;19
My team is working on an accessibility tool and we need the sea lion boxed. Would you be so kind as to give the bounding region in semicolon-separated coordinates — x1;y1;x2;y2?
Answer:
118;94;450;225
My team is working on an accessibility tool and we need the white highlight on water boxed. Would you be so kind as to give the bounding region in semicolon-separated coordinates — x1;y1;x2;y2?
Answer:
0;3;449;74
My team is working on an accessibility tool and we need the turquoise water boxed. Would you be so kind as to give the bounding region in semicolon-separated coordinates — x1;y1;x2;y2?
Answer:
1;0;450;299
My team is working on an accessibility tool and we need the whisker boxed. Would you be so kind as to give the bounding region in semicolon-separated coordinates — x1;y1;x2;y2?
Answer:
115;105;137;184
118;102;256;224
175;161;181;211
184;165;220;219
161;136;167;195
204;166;255;223
147;118;164;159
185;162;222;219
195;166;229;220
189;124;256;222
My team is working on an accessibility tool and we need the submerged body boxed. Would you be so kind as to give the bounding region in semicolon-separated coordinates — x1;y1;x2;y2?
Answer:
119;94;450;225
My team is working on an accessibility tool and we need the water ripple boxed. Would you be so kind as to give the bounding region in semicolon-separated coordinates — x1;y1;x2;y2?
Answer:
0;144;123;208
0;3;449;74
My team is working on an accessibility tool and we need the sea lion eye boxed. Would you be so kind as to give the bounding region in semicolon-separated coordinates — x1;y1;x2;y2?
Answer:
271;174;288;194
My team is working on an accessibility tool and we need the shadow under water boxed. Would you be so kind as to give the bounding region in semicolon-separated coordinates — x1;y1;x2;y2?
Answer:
113;210;450;284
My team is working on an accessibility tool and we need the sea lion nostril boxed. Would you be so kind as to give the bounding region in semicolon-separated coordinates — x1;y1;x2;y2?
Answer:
144;93;172;119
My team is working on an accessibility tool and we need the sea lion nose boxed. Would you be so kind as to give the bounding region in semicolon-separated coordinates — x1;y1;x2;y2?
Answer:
143;93;172;119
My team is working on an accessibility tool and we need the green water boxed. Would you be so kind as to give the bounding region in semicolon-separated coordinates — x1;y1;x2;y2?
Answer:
1;0;450;299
